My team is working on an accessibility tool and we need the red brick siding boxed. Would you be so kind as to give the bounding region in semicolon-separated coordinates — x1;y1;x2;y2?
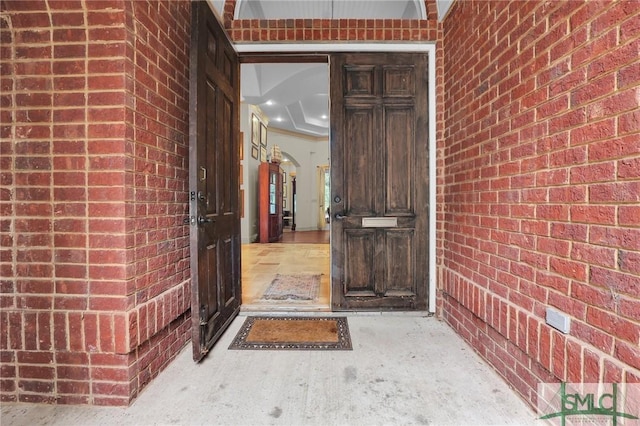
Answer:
227;18;439;42
1;0;191;405
223;0;440;42
1;0;447;406
442;0;640;407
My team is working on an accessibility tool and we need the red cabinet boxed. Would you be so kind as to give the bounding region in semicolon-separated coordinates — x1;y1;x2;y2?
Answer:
258;162;283;243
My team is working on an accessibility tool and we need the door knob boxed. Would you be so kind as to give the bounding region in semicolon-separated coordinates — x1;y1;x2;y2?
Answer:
334;213;347;220
198;216;214;225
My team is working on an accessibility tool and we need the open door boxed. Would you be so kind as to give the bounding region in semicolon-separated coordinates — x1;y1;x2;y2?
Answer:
189;2;241;361
330;52;429;311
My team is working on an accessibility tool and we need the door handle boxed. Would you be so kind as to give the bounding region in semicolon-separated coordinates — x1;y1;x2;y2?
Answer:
198;216;214;225
334;213;347;220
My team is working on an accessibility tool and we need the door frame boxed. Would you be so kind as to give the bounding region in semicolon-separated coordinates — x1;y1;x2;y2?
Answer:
237;43;437;314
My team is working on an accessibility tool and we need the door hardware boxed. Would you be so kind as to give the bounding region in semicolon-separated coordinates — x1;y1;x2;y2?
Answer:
362;217;398;227
197;191;206;202
199;305;208;326
334;212;347;220
334;195;342;203
199;166;207;182
198;216;214;225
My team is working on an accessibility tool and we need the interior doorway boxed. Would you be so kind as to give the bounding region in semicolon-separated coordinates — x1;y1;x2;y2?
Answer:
317;165;330;230
239;59;331;312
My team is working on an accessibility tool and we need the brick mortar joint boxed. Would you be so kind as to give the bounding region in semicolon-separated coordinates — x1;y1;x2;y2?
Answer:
441;266;640;379
128;279;190;349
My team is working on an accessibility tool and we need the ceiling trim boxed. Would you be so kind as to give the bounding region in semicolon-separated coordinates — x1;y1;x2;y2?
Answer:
269;126;328;142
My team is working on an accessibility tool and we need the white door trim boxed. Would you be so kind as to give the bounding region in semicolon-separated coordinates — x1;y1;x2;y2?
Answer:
236;43;437;314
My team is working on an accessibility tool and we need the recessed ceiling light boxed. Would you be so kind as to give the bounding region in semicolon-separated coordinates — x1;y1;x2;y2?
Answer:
265;100;273;106
321;114;328;119
276;117;283;122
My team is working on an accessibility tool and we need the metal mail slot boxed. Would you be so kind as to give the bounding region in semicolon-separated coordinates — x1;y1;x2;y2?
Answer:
362;217;398;227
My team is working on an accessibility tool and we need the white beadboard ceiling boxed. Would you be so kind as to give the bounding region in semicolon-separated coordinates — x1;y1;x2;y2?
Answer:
210;0;454;21
208;0;454;137
235;0;426;20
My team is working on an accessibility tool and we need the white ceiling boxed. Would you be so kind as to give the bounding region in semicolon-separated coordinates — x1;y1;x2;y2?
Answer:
210;0;454;21
241;63;329;137
235;0;426;20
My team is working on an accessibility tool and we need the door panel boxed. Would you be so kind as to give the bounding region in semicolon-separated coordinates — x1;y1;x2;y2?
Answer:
383;65;415;96
384;230;415;296
331;52;428;311
344;229;376;295
189;2;240;361
385;107;414;214
344;107;376;215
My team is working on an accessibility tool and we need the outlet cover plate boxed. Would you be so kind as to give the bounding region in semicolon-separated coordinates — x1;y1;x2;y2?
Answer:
546;307;571;334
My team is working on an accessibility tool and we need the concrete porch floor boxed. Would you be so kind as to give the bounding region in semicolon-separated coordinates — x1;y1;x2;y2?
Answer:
1;314;536;425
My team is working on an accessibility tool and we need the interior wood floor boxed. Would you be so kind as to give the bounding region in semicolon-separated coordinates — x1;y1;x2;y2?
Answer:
241;231;330;312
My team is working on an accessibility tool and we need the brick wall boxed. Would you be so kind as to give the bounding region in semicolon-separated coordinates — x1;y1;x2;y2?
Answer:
1;0;191;405
223;0;440;41
441;0;639;408
1;0;447;406
1;0;446;407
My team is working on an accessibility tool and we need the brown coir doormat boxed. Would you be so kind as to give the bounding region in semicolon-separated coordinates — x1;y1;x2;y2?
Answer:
228;316;352;350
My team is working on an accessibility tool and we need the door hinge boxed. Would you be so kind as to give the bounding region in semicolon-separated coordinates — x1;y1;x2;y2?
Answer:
199;305;208;326
199;322;208;355
199;305;208;353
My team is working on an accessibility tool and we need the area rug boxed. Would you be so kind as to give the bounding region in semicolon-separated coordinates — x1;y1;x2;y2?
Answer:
260;273;320;302
228;316;352;350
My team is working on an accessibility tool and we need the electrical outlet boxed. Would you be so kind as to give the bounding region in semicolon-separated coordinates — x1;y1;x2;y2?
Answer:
546;307;571;334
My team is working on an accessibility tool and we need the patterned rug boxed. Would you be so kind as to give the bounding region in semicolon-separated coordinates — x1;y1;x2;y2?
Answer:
228;316;352;350
260;273;320;302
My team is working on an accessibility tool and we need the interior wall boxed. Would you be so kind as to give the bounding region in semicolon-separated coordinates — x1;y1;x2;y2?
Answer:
267;129;329;231
1;0;192;405
239;118;328;237
240;103;267;243
441;0;640;408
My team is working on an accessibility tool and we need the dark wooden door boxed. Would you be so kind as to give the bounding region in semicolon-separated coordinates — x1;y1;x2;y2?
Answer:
189;2;241;361
330;52;429;311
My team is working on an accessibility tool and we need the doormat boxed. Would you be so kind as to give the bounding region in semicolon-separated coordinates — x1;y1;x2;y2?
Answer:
259;273;320;302
228;316;352;350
